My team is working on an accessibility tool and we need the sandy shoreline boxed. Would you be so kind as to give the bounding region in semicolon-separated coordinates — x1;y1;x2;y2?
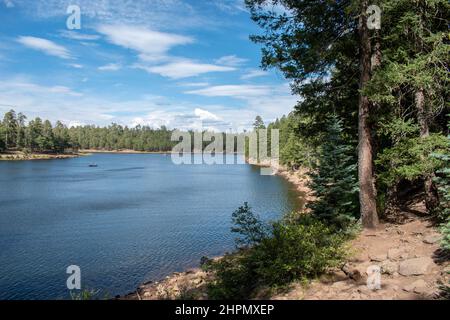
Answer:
79;149;171;154
0;151;89;161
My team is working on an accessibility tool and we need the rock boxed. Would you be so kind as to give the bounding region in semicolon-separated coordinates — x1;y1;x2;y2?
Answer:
423;234;441;244
381;260;398;275
370;253;387;262
387;247;407;260
403;283;415;292
350;293;361;299
399;257;434;276
403;279;428;294
331;281;348;290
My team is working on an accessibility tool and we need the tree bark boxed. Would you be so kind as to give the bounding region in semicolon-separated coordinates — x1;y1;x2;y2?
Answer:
416;89;429;137
416;88;439;211
358;1;379;228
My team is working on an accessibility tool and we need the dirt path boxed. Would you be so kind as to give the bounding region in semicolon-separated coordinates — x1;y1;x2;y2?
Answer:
272;202;448;300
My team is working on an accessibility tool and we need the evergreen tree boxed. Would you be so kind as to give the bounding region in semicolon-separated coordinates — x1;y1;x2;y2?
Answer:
3;109;18;149
16;112;27;149
253;116;265;129
0;122;5;151
307;116;359;229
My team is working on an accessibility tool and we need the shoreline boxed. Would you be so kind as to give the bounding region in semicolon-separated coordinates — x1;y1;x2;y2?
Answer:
121;161;311;300
0;151;89;161
79;149;171;154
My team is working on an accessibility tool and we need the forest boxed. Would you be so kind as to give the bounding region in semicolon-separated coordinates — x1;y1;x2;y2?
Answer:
0;110;177;153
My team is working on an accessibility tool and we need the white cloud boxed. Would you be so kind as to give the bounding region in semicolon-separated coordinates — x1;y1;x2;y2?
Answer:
97;25;193;62
13;0;208;31
214;0;248;14
17;36;72;59
185;85;271;98
215;55;248;67
59;30;100;41
241;69;268;80
194;108;220;121
3;0;14;8
178;82;210;87
0;79;82;97
68;63;83;69
136;60;235;79
0;77;297;132
98;63;121;71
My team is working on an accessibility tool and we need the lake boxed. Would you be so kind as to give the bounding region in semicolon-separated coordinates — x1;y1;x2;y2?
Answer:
0;153;300;300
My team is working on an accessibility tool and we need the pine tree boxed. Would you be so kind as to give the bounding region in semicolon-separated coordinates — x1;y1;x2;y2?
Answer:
307;116;359;229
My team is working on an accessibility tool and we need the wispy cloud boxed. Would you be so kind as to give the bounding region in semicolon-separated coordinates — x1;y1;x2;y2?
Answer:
17;36;72;59
3;0;14;8
185;85;270;98
178;82;210;87
59;30;100;41
97;24;193;62
10;0;209;30
68;63;83;69
98;63;121;71
136;59;235;79
215;55;248;67
241;69;268;80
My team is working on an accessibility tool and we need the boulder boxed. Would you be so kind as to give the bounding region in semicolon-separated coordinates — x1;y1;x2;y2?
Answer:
380;260;398;275
369;253;387;262
399;257;434;276
387;247;408;260
403;279;428;294
423;234;441;244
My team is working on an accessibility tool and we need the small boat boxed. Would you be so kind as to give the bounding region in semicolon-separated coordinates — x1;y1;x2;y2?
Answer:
88;164;98;167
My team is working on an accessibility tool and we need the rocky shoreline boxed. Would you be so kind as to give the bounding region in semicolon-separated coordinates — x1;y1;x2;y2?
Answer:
0;151;88;161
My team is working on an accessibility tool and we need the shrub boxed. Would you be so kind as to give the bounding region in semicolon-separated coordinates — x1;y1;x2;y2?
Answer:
251;219;346;286
207;210;347;299
231;202;270;248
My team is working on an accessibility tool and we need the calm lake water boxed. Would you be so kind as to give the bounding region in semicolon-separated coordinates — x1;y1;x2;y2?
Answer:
0;154;300;300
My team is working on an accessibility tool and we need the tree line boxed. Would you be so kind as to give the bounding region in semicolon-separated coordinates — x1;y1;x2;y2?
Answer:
0;110;250;154
0;110;177;153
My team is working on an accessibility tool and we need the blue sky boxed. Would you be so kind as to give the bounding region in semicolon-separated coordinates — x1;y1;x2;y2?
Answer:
0;0;297;131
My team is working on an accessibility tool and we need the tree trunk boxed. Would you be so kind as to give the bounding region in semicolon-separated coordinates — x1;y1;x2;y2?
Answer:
416;88;439;211
358;1;379;228
416;89;429;137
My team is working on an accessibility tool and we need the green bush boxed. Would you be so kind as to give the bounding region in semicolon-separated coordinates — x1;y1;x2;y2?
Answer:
252;219;346;286
231;202;270;248
206;211;347;299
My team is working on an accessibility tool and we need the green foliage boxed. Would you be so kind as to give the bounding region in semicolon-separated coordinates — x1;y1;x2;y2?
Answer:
231;202;269;248
431;119;450;251
250;218;346;285
307;116;359;229
207;205;347;299
70;289;101;300
253;115;265;129
0;123;5;152
376;132;448;187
